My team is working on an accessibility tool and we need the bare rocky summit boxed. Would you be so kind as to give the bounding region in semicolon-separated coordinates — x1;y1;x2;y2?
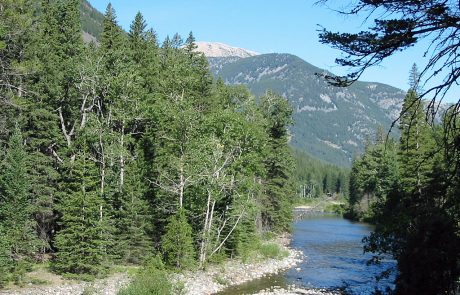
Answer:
195;41;259;58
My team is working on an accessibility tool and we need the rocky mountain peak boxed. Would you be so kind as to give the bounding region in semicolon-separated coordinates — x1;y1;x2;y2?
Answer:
195;42;259;58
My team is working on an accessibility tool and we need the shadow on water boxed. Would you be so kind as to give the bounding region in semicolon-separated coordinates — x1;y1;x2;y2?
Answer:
215;213;395;295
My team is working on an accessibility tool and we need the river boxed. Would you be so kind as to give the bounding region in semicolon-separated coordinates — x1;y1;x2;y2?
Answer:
217;214;395;294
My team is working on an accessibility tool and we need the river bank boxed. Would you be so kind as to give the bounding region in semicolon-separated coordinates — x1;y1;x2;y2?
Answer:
177;235;304;295
253;286;340;295
0;235;304;295
1;209;352;295
0;273;131;295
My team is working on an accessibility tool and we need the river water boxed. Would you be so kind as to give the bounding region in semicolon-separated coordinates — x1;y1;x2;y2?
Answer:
218;214;395;294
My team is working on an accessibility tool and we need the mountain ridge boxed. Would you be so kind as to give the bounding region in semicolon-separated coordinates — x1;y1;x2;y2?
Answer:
206;51;406;166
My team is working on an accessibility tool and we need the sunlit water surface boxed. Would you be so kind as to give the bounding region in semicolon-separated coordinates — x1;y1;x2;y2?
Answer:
217;214;395;295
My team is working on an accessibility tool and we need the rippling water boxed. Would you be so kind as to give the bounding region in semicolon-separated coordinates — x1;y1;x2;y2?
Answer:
217;214;395;295
286;215;395;294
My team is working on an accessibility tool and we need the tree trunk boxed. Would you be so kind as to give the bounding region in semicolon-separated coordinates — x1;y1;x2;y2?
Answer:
179;156;184;209
120;122;125;191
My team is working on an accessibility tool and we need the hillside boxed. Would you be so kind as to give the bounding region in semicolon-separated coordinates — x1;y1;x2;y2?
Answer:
207;53;406;166
80;0;104;41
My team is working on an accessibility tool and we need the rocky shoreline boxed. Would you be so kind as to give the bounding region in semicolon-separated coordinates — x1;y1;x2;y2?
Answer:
176;236;304;295
0;234;339;295
0;273;131;295
252;285;340;295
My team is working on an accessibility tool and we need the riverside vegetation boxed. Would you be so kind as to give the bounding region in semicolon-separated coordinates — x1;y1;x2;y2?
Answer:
343;66;460;294
318;0;460;293
0;0;349;293
0;0;296;288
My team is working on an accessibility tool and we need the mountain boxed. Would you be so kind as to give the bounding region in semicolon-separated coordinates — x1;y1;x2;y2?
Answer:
204;52;406;167
80;0;105;42
195;42;259;58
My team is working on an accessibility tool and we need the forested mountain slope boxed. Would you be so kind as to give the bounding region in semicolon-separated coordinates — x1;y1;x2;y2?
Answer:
207;53;406;167
81;0;104;41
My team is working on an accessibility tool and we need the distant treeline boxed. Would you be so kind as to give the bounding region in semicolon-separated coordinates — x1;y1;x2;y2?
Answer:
293;149;349;199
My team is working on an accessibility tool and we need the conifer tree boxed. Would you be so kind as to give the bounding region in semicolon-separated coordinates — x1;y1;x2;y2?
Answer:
0;0;37;139
99;8;152;261
29;0;87;255
100;4;125;70
0;224;10;286
399;90;435;194
363;70;458;294
184;31;198;56
259;92;295;232
161;209;195;270
115;160;153;264
0;126;37;282
171;33;183;49
35;0;85;158
129;12;148;64
53;152;112;277
346;135;399;221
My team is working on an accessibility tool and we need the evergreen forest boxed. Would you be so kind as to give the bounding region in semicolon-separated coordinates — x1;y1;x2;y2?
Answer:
0;0;348;286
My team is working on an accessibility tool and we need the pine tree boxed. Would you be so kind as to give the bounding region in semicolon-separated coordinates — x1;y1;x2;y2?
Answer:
184;31;197;56
0;0;38;140
399;90;435;195
34;0;85;159
115;160;153;264
53;153;112;277
22;105;63;255
0;125;37;283
363;72;458;294
28;0;87;257
99;8;153;262
259;92;295;232
129;12;148;64
0;224;11;286
408;63;421;93
171;33;183;49
100;4;125;71
346;135;399;221
161;209;195;270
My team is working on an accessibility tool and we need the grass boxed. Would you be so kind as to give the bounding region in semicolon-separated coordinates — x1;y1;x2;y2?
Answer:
117;271;172;295
214;274;230;286
259;243;289;259
109;265;140;276
239;237;289;263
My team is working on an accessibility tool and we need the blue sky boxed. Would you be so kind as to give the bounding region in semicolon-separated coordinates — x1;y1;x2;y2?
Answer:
89;0;458;103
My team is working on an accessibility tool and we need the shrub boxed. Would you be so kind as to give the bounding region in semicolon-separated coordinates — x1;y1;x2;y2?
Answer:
259;243;288;259
118;256;172;295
